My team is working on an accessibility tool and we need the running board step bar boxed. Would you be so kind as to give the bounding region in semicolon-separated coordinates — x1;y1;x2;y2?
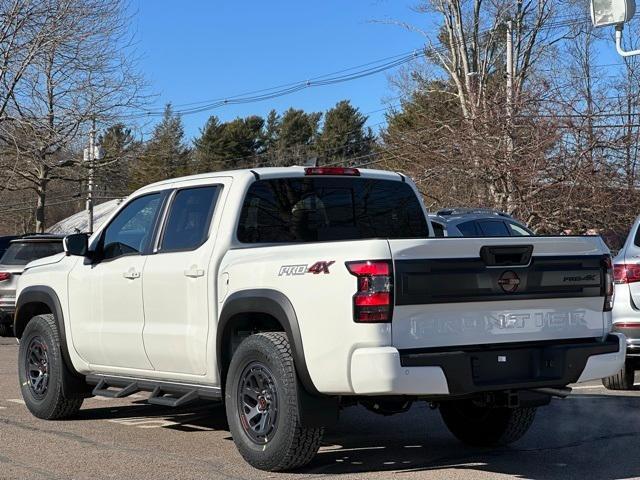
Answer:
86;374;221;405
148;387;199;407
92;379;140;398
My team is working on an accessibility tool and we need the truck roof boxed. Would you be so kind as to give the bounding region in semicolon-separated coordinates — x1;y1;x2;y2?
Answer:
135;166;405;193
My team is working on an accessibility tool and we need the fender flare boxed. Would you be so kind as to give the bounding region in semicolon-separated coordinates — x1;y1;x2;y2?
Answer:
217;289;319;395
15;285;81;380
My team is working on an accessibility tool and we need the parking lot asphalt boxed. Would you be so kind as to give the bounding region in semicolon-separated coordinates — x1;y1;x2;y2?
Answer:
1;336;640;480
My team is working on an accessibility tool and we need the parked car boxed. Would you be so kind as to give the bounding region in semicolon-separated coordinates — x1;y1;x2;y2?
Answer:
435;208;533;237
13;167;622;471
606;215;640;389
0;235;64;336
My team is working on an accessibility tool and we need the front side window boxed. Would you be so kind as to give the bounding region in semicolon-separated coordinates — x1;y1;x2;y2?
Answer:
102;193;162;260
237;177;429;243
160;186;220;252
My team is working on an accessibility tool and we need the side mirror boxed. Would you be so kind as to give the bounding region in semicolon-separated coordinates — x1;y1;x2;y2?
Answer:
63;233;89;257
591;0;636;28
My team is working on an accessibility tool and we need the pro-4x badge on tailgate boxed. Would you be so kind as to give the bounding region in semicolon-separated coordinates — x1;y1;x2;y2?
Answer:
279;261;335;276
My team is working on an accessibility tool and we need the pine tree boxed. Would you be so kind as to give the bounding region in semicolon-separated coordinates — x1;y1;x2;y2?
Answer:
273;108;321;165
96;123;138;198
316;100;375;165
130;104;190;189
194;115;265;172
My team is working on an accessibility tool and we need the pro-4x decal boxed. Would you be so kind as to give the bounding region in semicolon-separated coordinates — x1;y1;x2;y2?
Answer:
279;261;335;276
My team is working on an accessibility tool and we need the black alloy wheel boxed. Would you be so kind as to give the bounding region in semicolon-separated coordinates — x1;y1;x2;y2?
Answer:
25;336;49;398
237;361;279;444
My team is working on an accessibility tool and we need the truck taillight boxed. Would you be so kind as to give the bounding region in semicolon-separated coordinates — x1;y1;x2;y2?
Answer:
346;260;393;323
603;256;614;312
0;272;11;282
613;263;640;284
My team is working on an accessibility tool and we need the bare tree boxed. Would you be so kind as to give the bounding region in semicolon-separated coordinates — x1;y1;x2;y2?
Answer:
0;0;146;232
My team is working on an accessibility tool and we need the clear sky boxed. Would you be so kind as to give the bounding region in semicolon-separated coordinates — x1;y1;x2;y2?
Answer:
131;1;428;141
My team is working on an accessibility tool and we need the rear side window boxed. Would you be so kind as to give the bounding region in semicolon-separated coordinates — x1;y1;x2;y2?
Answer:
237;177;428;243
507;222;532;236
457;221;480;236
478;220;510;236
160;186;220;252
0;241;63;265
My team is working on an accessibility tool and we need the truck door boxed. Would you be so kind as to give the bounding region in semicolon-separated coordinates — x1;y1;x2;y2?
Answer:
142;182;226;376
68;193;164;369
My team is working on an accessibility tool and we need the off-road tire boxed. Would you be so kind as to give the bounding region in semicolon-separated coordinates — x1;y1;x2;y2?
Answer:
602;360;636;390
440;400;536;447
225;332;323;471
0;323;13;337
18;314;84;419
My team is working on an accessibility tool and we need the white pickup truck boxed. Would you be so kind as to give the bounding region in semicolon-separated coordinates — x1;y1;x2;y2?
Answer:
13;166;624;471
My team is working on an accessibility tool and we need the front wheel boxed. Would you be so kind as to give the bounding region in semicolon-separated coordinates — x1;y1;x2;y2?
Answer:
18;314;84;419
440;400;536;447
225;332;323;471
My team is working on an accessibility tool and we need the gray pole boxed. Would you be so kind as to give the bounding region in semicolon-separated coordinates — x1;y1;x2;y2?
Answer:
87;119;95;233
506;20;514;135
505;20;515;212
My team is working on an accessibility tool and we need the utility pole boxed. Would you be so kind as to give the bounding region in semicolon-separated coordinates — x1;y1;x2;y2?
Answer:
506;19;514;142
86;119;96;234
505;19;515;212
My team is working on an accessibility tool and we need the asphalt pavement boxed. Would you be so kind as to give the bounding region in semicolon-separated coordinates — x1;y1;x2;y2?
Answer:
1;336;640;480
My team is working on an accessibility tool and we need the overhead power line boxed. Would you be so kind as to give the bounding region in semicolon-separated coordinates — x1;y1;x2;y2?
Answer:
118;16;596;120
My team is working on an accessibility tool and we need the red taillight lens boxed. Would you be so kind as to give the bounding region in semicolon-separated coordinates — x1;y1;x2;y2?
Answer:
614;263;640;284
304;167;360;176
346;260;393;323
0;272;11;282
603;256;614;312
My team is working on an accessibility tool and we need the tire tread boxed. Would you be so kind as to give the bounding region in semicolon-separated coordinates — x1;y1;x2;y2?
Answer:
20;314;83;420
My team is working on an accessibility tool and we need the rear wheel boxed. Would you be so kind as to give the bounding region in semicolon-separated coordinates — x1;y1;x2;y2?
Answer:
440;400;536;447
0;323;13;337
225;332;323;471
602;359;635;390
18;314;84;419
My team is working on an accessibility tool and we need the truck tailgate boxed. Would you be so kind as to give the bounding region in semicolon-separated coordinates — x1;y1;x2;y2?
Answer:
389;236;609;350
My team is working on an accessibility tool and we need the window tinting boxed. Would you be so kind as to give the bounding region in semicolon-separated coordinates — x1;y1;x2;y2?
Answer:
431;221;446;238
478;220;510;237
0;241;63;265
507;222;532;236
102;193;162;260
237;177;428;243
161;186;220;251
457;220;480;236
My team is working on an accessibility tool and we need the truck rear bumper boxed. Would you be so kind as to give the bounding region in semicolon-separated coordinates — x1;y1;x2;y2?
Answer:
349;334;625;396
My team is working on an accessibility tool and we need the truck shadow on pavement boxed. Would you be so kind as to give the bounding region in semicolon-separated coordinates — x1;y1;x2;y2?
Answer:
306;394;640;479
72;393;640;479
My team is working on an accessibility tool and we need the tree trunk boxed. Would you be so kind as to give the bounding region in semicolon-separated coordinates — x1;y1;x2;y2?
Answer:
34;168;48;233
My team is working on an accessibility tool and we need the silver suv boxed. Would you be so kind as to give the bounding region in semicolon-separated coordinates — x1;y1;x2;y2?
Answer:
430;208;533;237
0;235;64;336
606;216;640;389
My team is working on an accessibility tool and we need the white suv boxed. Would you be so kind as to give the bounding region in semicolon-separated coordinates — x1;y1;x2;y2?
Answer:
14;167;624;471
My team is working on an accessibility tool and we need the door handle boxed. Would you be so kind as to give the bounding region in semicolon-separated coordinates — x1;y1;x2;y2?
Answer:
123;269;141;279
184;266;205;278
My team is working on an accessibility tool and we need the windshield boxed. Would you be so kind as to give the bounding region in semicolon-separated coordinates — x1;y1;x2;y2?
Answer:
237;177;429;243
0;241;63;266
